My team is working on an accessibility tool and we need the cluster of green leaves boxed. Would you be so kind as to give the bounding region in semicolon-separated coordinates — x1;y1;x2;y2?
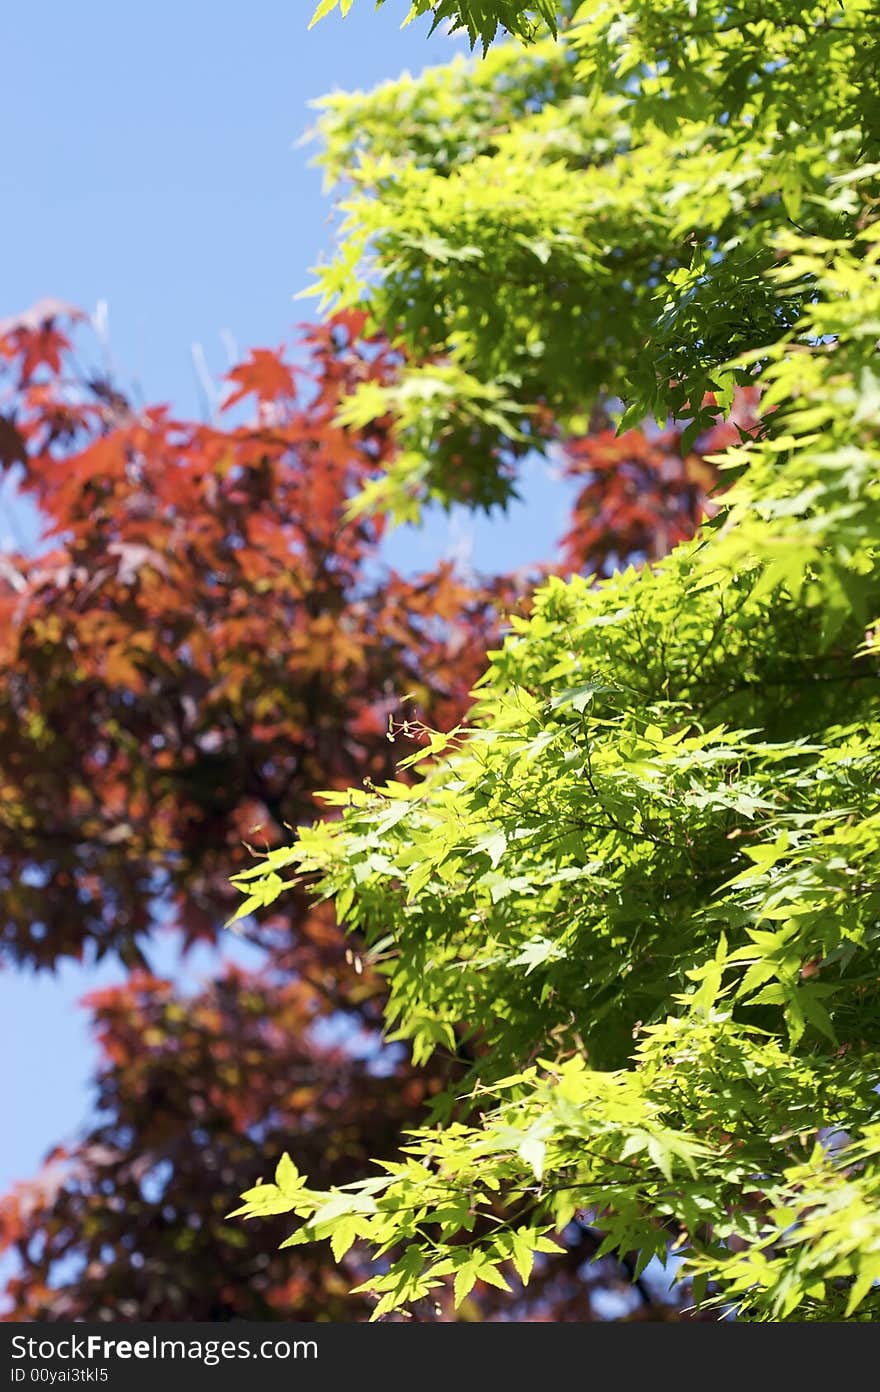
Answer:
233;229;880;1316
233;2;880;1321
307;0;875;517
570;1;879;140
309;0;560;50
234;1032;880;1319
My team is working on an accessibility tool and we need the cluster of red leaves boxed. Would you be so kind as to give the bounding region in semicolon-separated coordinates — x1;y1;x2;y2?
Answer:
0;303;733;1321
0;958;447;1321
0;304;512;969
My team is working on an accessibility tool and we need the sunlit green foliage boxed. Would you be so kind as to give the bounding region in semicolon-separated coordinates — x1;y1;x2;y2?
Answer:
234;4;880;1320
309;0;559;50
308;0;876;517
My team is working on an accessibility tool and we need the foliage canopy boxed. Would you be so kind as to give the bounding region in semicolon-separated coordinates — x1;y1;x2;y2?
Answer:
307;0;876;517
234;1;880;1320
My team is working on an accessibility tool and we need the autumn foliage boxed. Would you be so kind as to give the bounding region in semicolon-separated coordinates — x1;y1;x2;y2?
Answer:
0;302;729;1320
0;303;513;970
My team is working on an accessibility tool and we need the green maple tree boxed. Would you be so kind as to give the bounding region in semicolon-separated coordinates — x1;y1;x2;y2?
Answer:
234;1;880;1321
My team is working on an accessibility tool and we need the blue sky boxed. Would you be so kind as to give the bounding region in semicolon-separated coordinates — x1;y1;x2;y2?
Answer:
1;1;576;1196
1;1;457;412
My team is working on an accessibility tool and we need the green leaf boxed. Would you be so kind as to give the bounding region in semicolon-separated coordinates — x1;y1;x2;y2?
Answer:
517;1134;546;1180
275;1152;304;1197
